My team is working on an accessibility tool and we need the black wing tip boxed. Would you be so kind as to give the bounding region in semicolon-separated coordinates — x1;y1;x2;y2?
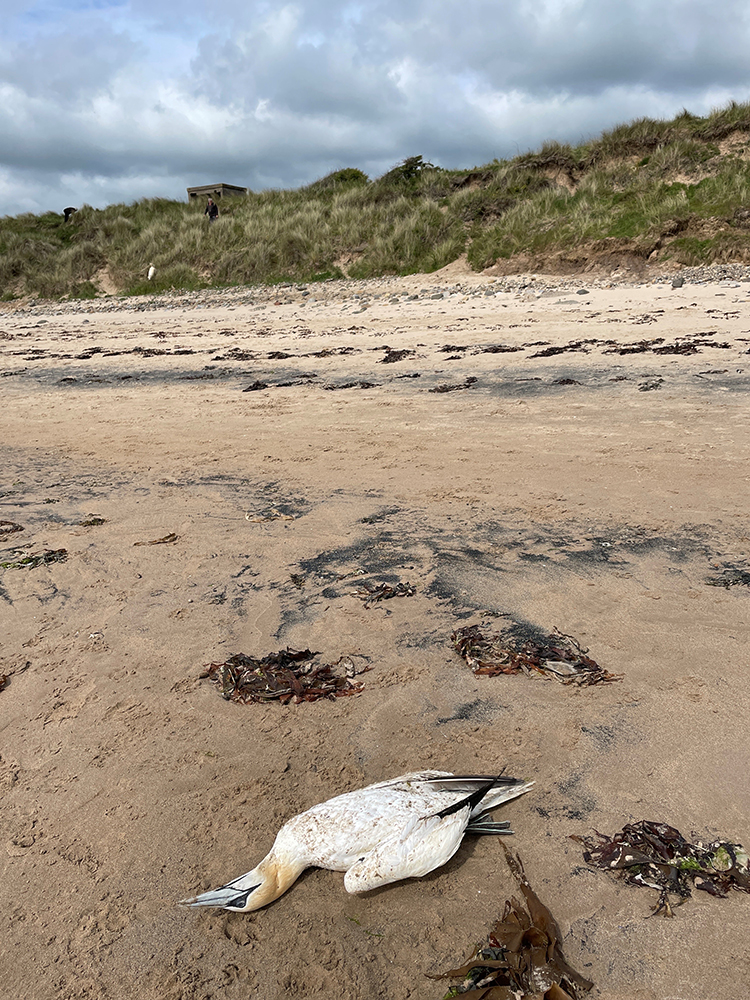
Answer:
432;772;529;819
435;775;497;819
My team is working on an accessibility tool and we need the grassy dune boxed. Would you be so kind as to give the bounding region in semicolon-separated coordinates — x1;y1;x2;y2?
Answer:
4;102;750;298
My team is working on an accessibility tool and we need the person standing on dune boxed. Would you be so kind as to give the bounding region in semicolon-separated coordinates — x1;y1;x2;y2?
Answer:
205;198;219;223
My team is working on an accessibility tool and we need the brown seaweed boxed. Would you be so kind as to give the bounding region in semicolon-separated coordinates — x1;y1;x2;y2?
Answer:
451;625;618;686
323;381;378;390
133;532;179;546
212;348;258;361
79;515;106;526
353;580;416;608
307;346;357;357
431;845;593;999
652;342;699;355
430;377;478;394
133;346;168;357
0;520;24;540
603;338;664;354
572;821;750;917
200;648;365;704
530;341;587;358
705;565;750;588
379;347;415;363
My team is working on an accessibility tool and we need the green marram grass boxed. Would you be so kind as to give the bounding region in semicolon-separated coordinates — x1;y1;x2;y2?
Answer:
4;102;750;298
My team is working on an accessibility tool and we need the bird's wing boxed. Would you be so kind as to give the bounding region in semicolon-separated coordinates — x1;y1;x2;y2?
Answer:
343;810;468;893
471;779;534;817
413;774;533;818
417;773;523;792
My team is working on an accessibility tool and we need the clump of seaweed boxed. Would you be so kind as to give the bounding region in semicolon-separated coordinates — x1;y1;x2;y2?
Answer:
245;509;294;523
323;381;378;390
430;377;478;393
80;514;107;526
451;624;618;686
479;344;523;354
0;520;24;540
705;565;750;588
603;338;664;354
530;340;587;358
0;548;67;570
572;820;750;917
379;347;415;364
200;649;365;704
432;845;593;999
652;342;700;355
353;580;416;608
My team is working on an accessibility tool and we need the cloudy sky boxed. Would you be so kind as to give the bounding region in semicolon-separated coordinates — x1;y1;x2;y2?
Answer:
2;0;749;217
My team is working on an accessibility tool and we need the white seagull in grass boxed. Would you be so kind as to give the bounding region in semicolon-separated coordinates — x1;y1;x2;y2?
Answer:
181;770;532;912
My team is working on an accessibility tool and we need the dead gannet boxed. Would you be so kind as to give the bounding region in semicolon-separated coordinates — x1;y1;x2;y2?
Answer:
181;770;532;912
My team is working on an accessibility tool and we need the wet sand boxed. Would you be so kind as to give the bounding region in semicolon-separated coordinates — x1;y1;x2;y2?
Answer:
2;266;750;1000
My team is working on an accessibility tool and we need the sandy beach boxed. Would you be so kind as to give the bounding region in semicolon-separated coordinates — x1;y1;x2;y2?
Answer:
2;261;749;1000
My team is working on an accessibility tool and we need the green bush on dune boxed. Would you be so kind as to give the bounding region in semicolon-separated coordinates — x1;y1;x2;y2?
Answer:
4;101;750;299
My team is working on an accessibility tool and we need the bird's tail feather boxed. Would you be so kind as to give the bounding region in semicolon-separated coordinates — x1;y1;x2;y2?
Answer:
465;819;514;835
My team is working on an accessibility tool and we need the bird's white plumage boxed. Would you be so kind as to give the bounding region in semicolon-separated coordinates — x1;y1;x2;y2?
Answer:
343;809;468;892
181;770;532;912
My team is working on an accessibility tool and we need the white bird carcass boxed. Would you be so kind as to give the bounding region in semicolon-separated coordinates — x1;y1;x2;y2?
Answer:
181;770;532;912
